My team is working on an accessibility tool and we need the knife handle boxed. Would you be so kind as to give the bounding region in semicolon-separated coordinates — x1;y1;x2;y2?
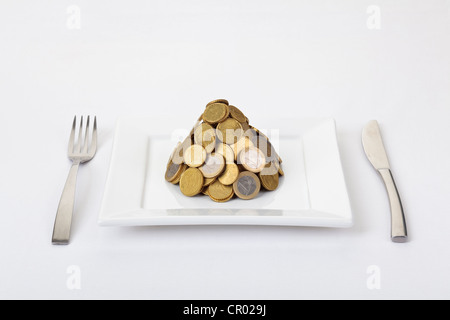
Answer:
378;169;408;243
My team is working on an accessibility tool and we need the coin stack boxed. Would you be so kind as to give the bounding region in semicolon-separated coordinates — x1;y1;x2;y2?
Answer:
165;99;284;202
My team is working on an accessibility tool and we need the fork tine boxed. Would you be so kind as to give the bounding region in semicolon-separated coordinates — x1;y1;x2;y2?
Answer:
89;116;98;156
75;116;84;153
68;116;77;155
82;116;90;153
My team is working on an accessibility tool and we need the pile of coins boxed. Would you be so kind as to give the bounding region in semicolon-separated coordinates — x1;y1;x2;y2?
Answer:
165;99;284;202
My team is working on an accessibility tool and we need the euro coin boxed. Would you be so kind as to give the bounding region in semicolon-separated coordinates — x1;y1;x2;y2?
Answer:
218;163;240;186
233;171;261;200
239;147;266;173
203;177;216;187
240;121;251;136
179;168;204;197
165;161;182;183
209;190;234;203
228;105;247;123
202;187;210;195
237;164;246;172
218;111;231;124
207;99;229;107
274;160;284;176
260;162;278;176
203;103;229;125
208;180;234;202
194;123;216;153
171;164;188;185
199;153;225;179
231;137;254;161
184;145;207;168
259;169;279;191
173;135;194;165
216;118;244;145
166;99;284;202
215;143;235;164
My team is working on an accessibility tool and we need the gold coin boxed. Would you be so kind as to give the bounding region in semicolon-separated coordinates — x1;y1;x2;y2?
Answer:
248;127;258;137
260;162;278;176
203;103;229;125
257;129;269;140
274;160;284;176
231;137;254;161
209;189;234;203
240;121;251;136
216;118;244;145
239;147;266;173
237;164;246;172
259;168;279;191
173;135;194;165
171;164;187;185
203;177;216;187
207;99;229;107
228;105;247;123
202;186;210;195
194;123;216;153
167;102;285;201
218;163;240;186
215;143;235;164
218;111;231;123
199;153;225;179
233;171;261;200
265;140;276;161
208;181;234;201
184;145;207;168
242;127;256;143
278;154;283;164
179;168;204;197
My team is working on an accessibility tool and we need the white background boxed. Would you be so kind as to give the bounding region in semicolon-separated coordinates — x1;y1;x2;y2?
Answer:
0;0;449;300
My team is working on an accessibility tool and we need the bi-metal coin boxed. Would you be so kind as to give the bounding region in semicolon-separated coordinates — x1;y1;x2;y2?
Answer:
233;171;261;200
199;153;226;179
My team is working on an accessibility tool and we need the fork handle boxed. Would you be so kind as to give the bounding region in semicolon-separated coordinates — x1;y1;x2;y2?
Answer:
378;169;408;243
52;163;80;245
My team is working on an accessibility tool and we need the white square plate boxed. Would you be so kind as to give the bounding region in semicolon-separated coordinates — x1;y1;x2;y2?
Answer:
99;116;353;228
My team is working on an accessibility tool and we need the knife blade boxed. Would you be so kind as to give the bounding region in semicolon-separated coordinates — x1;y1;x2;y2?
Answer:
362;121;408;243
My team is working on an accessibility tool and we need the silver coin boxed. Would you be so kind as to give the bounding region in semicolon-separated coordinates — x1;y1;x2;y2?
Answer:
199;153;225;178
166;162;181;182
166;162;180;180
241;147;265;172
237;175;257;196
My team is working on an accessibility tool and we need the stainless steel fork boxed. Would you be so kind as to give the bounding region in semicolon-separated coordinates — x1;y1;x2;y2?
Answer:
52;116;98;245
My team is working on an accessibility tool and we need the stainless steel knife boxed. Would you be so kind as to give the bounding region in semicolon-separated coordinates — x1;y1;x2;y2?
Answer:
362;120;408;243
